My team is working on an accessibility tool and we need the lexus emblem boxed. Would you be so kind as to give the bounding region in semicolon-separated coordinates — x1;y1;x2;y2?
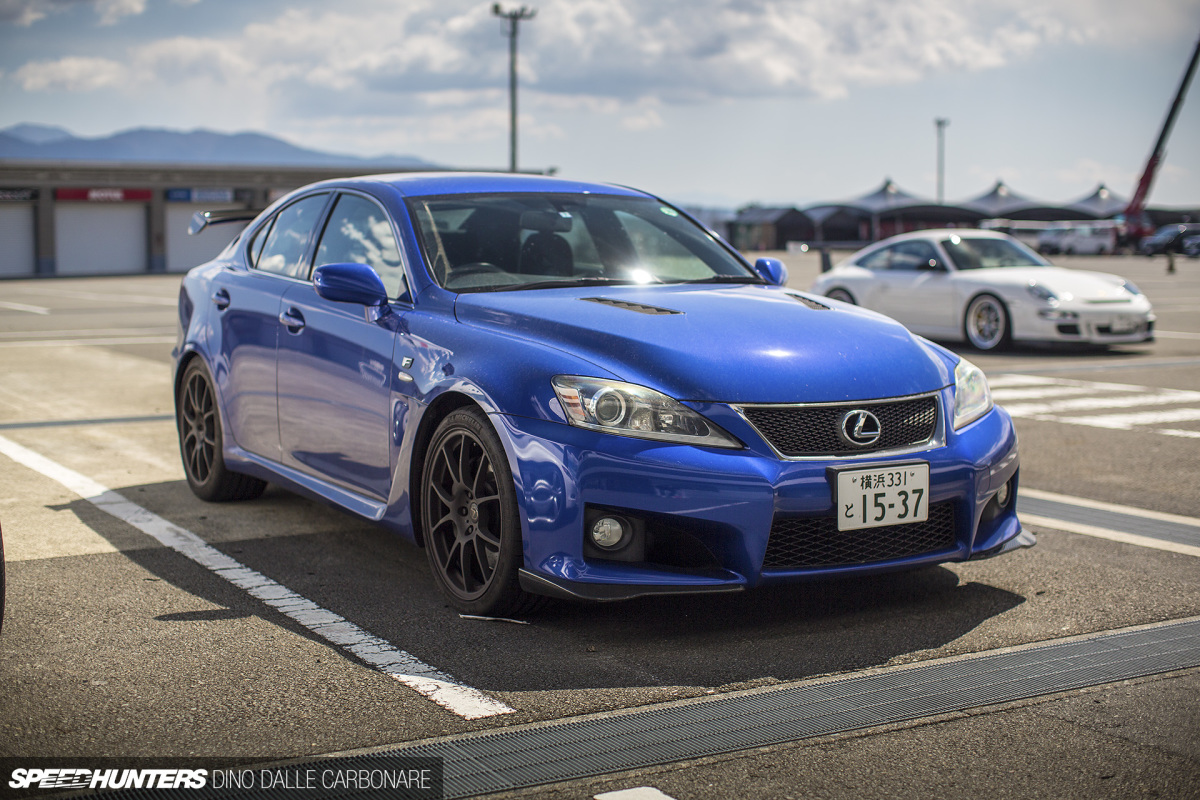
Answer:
839;410;882;447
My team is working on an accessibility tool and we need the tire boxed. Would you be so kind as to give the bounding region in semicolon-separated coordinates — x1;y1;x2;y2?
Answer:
964;294;1011;352
420;408;540;616
826;288;856;305
177;360;267;502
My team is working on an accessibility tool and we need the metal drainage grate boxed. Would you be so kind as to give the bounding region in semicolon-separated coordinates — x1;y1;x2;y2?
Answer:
96;618;1200;799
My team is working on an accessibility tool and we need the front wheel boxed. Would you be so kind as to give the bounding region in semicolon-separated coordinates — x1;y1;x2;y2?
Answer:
420;408;539;616
825;288;856;305
177;360;267;502
964;294;1011;351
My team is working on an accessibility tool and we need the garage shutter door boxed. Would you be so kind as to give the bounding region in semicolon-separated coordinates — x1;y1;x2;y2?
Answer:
56;203;147;275
0;205;36;276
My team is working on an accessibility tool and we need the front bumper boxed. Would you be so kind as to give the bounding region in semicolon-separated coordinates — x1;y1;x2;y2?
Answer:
1012;303;1155;345
494;388;1027;601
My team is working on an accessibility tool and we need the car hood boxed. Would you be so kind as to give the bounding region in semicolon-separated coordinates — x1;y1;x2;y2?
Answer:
454;284;952;404
962;267;1135;301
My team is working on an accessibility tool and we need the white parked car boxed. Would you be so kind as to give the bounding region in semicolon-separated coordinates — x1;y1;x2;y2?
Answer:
811;229;1154;351
1036;222;1118;256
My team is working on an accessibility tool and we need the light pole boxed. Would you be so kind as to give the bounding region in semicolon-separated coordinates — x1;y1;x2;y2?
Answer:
493;4;536;173
934;117;949;204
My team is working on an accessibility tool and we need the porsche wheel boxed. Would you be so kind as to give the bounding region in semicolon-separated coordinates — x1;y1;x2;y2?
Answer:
826;288;856;305
964;294;1011;351
421;408;537;616
177;360;266;502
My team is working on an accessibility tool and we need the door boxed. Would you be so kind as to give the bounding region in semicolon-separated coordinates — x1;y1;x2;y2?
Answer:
870;240;956;333
216;192;330;460
276;192;409;500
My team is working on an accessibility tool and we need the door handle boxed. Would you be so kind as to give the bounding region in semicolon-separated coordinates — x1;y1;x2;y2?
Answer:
279;308;306;331
212;288;231;310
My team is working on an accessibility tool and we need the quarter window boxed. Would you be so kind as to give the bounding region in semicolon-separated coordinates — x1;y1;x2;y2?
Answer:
889;241;940;271
252;193;329;278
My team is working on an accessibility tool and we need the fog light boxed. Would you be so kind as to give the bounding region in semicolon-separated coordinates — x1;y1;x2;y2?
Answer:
590;516;629;549
996;479;1012;509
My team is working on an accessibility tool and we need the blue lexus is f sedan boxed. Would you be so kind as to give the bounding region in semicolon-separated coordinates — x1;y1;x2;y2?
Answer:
174;172;1031;616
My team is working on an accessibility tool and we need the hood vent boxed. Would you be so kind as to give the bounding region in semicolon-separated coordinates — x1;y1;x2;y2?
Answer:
786;293;831;311
581;297;683;316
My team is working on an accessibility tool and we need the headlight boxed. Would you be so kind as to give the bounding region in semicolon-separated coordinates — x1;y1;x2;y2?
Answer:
1026;282;1058;305
552;376;742;448
1120;280;1142;296
953;358;993;430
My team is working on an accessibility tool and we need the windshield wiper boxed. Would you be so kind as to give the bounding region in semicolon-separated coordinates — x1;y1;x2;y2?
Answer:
492;276;645;292
679;275;763;284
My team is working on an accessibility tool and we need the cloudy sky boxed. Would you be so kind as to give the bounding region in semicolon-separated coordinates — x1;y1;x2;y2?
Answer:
2;0;1199;208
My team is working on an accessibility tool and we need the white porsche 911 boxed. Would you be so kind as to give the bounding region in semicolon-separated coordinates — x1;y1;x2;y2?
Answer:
810;229;1154;351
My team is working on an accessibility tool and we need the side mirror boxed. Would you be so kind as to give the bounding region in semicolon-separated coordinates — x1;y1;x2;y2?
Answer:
313;262;388;307
753;257;789;286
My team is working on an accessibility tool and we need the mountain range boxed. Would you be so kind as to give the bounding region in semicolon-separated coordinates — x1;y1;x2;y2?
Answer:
0;124;440;168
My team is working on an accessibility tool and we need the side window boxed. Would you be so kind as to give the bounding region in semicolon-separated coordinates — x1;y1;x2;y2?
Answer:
315;194;408;299
858;246;894;271
253;193;329;278
890;241;940;271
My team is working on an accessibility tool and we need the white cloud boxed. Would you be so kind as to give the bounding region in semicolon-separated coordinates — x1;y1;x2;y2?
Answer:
15;56;128;90
0;0;145;25
95;0;142;25
6;0;1199;155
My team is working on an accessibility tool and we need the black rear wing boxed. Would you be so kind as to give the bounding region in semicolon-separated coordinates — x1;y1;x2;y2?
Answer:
188;208;264;235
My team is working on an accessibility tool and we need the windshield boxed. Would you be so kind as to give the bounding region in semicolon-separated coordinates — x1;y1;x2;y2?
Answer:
407;193;756;292
941;235;1049;270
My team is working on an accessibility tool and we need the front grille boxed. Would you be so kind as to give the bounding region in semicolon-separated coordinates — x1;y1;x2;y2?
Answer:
739;395;939;457
763;502;957;569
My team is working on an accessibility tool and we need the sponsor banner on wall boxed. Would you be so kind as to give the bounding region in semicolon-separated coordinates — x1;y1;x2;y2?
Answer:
166;188;236;203
0;188;37;202
55;187;154;202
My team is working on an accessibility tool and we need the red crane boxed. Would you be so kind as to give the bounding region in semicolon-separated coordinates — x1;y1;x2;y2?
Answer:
1124;35;1200;241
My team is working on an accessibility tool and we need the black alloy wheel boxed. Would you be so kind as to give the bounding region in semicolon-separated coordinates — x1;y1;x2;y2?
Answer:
421;408;536;616
177;360;266;502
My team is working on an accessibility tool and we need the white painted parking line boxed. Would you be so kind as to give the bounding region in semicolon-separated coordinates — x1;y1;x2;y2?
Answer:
1000;390;1200;417
0;336;177;348
13;288;178;306
0;327;176;339
1022;488;1200;528
595;788;678;800
1019;513;1200;557
1019;488;1200;557
0;433;516;720
1059;407;1200;430
1157;330;1200;340
0;300;50;315
992;374;1200;438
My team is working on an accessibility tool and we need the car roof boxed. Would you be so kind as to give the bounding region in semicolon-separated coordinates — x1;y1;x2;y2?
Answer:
876;228;1012;243
306;171;652;200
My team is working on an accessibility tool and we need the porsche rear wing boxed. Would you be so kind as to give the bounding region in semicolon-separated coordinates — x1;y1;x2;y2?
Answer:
188;208;264;235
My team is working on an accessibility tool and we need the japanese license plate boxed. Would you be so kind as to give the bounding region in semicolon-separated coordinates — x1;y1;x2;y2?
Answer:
1109;315;1138;334
834;463;929;531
